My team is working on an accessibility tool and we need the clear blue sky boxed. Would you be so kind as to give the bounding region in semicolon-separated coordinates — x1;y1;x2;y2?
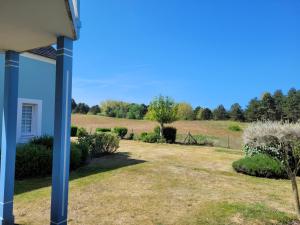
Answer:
72;0;300;109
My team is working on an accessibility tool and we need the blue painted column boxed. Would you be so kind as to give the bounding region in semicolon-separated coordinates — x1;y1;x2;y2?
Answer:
51;37;73;225
0;51;19;225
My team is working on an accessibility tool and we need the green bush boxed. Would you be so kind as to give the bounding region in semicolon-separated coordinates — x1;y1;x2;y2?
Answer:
70;143;82;170
140;132;161;143
162;127;177;143
15;144;52;179
77;127;88;137
232;154;287;179
228;124;242;132
112;127;128;139
71;126;78;137
127;133;134;140
29;135;53;149
78;133;120;158
96;128;111;133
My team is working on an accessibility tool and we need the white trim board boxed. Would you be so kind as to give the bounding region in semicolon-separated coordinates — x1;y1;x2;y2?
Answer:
21;52;56;65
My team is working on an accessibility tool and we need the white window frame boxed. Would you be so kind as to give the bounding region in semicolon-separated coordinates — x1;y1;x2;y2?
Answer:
17;98;42;143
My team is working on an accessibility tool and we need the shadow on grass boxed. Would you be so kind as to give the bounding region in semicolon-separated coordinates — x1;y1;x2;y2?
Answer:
14;152;146;195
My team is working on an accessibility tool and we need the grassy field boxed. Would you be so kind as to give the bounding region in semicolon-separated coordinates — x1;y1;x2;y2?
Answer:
72;114;247;149
14;141;298;225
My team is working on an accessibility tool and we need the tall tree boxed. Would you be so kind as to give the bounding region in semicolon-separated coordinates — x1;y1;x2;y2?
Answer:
273;90;285;121
71;99;77;112
213;105;228;120
229;103;245;121
284;88;300;122
197;108;213;120
176;102;194;120
259;92;277;121
245;98;261;122
146;96;178;137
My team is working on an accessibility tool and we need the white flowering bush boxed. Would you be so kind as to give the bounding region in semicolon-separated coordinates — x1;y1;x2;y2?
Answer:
243;121;300;217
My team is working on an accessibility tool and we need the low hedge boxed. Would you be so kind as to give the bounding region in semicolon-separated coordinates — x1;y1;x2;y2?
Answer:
232;154;287;179
112;127;128;139
96;128;111;133
140;132;161;143
162;127;177;143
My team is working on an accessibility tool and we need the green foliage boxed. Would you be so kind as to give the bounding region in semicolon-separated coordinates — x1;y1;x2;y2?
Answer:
77;127;88;137
139;132;161;143
29;135;53;149
213;105;228;120
154;126;161;135
284;88;300;122
112;127;128;139
71;125;78;137
127;132;134;140
229;103;245;121
162;127;177;143
15;141;86;179
96;128;111;133
245;98;261;122
78;133;120;157
71;98;77;111
196;108;213;120
232;154;287;179
146;95;178;128
176;102;194;120
73;102;90;114
88;105;101;115
260;92;277;121
228;124;242;132
127;103;147;119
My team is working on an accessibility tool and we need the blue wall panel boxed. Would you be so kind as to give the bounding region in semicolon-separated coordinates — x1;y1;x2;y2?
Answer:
0;53;56;140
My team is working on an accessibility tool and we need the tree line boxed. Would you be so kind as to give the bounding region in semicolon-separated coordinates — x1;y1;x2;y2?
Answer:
72;87;300;122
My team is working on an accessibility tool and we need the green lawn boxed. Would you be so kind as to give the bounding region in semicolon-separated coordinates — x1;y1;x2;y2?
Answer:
14;141;298;225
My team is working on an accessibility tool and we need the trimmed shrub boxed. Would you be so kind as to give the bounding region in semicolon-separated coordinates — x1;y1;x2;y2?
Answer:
232;154;287;179
29;135;53;149
78;133;120;158
96;128;111;133
77;127;88;137
228;124;242;132
71;126;78;137
163;127;177;143
70;143;82;170
112;127;128;139
15;144;52;179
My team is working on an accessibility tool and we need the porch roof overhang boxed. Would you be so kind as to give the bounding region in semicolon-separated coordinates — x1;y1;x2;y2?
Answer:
0;0;81;52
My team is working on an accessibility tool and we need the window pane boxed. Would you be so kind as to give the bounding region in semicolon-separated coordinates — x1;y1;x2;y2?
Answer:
21;105;33;135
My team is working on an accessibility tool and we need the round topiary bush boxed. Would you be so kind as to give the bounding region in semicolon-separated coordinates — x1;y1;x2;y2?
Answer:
232;154;287;179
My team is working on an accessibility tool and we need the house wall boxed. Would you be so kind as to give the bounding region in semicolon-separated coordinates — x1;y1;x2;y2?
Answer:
0;53;56;141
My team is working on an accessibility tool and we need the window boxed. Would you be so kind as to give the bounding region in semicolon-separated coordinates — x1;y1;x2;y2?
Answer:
21;104;33;135
17;98;42;143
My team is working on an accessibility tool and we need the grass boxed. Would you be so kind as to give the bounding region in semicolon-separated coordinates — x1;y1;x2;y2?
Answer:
14;141;299;225
72;114;246;149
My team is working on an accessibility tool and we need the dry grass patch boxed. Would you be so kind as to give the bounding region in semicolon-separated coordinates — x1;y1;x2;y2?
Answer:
14;141;297;225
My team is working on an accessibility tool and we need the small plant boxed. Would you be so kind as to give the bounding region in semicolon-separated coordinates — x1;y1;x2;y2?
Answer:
96;128;111;133
127;132;134;140
71;125;78;137
162;127;177;143
232;154;287;179
228;124;242;132
112;127;128;139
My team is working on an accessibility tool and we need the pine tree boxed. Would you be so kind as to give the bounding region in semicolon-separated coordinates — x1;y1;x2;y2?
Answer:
259;92;277;121
273;90;285;121
245;98;261;122
213;105;228;120
229;103;245;121
284;88;300;122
